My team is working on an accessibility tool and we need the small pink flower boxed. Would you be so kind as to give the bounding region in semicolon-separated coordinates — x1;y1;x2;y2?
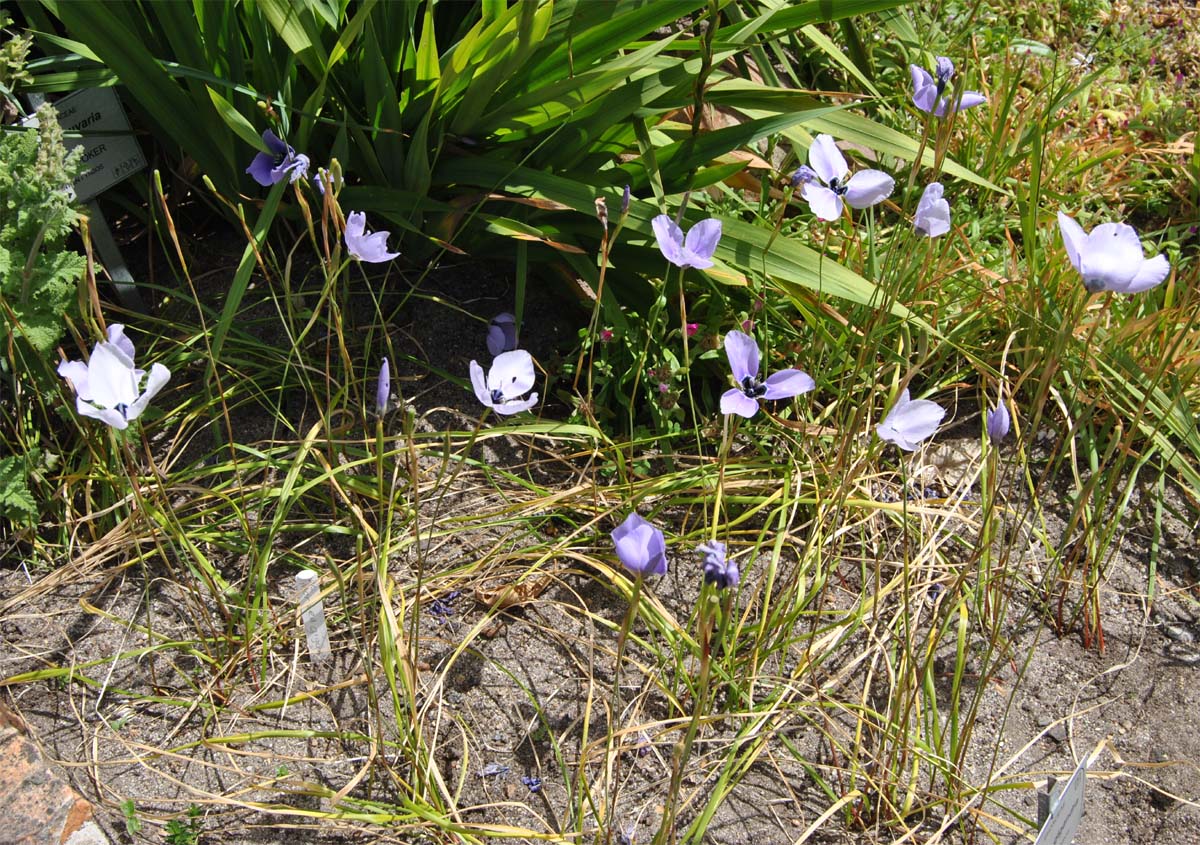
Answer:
685;322;699;337
600;329;614;343
658;382;669;394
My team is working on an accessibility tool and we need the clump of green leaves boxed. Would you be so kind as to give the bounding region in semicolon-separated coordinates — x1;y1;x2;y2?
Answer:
0;101;85;354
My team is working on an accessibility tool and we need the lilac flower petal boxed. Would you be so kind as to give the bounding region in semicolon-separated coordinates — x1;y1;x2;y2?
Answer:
802;184;843;221
808;134;848;185
683;218;722;265
1124;254;1170;293
720;388;760;418
954;91;988;112
910;65;938;113
107;324;136;360
843;170;894;209
88;342;140;409
986;402;1010;443
125;363;171;422
262;129;288;155
723;330;760;384
246;152;277;186
57;360;90;399
1057;211;1087;273
762;369;815;400
488;349;536;399
77;399;130;430
935;56;956;82
1078;222;1146;292
914;183;951;237
469;360;490;407
487;313;518;356
651;215;685;266
490;393;539;415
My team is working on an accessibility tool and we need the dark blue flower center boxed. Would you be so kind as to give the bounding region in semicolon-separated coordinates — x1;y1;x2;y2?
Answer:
490;388;505;404
114;403;129;419
827;176;849;197
740;375;767;399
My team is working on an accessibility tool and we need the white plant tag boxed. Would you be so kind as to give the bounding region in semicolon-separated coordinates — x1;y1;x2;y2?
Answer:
295;570;331;663
1034;756;1087;845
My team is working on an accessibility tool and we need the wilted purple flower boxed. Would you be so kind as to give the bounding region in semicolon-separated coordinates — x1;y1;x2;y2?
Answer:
698;541;738;590
651;215;722;269
986;401;1010;443
375;357;390;415
479;763;510;778
345;211;400;263
910;57;987;117
877;388;946;451
521;775;543;793
487;313;518;356
611;513;667;577
790;164;818;187
57;324;170;430
914;183;951;237
469;350;539;416
246;129;310;186
800;135;894;221
1057;211;1171;294
719;330;815;419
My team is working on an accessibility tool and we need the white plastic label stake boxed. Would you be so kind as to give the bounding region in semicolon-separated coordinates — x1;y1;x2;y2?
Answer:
295;570;332;663
1035;756;1087;845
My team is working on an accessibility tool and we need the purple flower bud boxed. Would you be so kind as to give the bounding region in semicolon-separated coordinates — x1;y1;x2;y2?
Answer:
375;357;390;415
611;513;667;577
791;165;818;187
487;312;518;356
986;401;1010;443
621;184;631;215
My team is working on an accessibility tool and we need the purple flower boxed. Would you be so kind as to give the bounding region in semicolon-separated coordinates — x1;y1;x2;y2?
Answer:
57;324;170;430
651;215;722;269
719;330;815;419
611;513;667;577
344;211;400;263
521;775;543;793
246;129;310;186
469;350;539;415
479;763;510;778
375;358;391;415
685;322;699;337
1057;211;1171;294
621;185;631;215
487;313;518;356
800;135;894;221
910;57;987;117
914;183;951;237
876;388;946;451
698;541;738;590
986;401;1010;443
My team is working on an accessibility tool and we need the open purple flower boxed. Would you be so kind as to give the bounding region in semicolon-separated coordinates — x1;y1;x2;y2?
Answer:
487;313;518;356
57;324;170;430
698;541;738;590
910;57;987;117
611;513;667;577
914;183;951;237
246;129;310;186
877;388;946;451
375;358;391;415
719;330;815;419
345;211;400;263
469;349;539;416
651;215;722;269
1057;211;1171;294
800;135;894;221
986;401;1010;443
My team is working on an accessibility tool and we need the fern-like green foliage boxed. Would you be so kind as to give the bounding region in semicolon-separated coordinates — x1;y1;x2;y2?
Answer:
0;101;85;354
0;450;39;526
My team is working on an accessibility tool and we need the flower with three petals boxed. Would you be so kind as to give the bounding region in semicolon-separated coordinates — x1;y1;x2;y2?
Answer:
914;183;951;237
345;211;400;263
910;57;987;117
719;330;815;419
469;350;539;416
800;135;894;221
651;215;722;269
246;130;310;186
1057;211;1170;294
57;324;170;430
877;388;946;451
